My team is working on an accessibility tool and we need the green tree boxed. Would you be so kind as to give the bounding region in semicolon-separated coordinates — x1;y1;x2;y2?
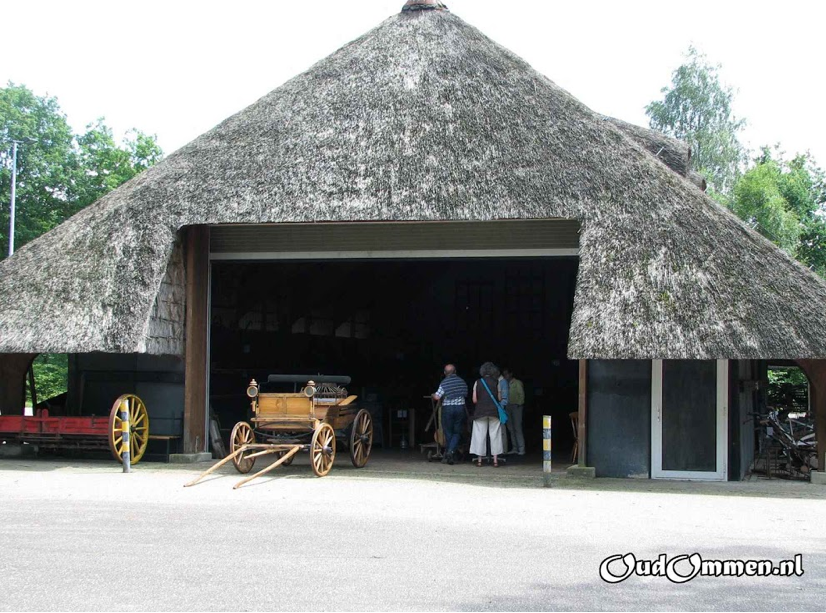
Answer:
0;82;163;256
787;155;826;276
646;46;746;194
125;129;164;173
0;83;79;252
730;148;826;273
25;354;69;406
731;156;801;254
74;120;163;208
767;366;809;412
798;216;826;276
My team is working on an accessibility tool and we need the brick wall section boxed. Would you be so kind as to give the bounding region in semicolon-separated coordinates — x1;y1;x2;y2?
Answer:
145;239;186;356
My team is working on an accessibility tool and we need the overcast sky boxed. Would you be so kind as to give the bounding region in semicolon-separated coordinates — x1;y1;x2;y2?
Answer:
2;0;824;164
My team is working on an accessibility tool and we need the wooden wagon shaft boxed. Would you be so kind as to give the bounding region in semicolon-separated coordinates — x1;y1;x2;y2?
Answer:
233;445;301;489
244;445;299;460
183;444;251;487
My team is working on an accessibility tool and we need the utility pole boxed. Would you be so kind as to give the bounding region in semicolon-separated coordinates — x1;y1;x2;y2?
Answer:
8;141;18;257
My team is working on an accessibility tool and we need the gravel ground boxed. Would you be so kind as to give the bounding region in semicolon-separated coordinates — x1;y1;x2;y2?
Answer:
0;454;823;611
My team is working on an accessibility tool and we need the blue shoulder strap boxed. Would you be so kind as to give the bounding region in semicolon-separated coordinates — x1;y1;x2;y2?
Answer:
479;378;502;410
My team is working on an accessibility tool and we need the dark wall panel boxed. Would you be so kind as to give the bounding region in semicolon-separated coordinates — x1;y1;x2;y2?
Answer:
588;360;651;478
661;360;717;471
69;353;184;436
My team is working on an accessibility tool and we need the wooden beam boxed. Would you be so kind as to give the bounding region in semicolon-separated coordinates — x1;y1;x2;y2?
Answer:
796;359;826;475
578;359;588;467
0;354;37;416
27;365;37;410
183;226;210;454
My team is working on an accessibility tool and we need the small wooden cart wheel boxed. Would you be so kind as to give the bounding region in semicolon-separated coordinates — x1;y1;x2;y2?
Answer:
311;422;336;477
349;409;373;468
230;422;257;474
279;450;295;466
109;394;150;465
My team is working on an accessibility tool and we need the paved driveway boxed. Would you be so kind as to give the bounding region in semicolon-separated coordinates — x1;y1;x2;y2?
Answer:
0;455;823;611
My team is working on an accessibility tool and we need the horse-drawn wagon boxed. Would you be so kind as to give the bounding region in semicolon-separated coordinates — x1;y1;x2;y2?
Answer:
186;375;373;489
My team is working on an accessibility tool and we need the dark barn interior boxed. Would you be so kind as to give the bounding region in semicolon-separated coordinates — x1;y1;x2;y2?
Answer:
209;258;580;455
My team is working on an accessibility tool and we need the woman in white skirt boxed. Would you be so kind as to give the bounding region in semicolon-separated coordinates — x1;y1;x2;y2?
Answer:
470;362;504;467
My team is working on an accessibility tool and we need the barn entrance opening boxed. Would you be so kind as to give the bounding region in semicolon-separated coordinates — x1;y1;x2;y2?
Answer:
208;257;579;461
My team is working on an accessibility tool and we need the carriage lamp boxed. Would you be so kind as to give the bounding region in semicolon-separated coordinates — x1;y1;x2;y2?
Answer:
247;380;259;398
304;381;317;398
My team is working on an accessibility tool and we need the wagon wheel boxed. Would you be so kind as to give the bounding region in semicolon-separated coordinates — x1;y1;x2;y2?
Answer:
230;422;257;474
349;409;373;468
279;450;295;466
311;422;336;477
108;394;150;465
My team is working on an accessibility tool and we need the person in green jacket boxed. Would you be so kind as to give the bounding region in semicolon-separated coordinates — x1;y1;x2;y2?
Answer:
503;368;526;455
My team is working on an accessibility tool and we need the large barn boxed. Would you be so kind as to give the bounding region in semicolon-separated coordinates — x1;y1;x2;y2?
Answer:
1;0;824;481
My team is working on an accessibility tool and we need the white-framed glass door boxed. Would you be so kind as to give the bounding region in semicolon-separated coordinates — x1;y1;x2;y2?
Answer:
651;360;728;480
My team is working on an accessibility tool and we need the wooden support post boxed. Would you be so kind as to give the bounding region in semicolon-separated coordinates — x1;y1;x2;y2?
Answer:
797;360;826;475
183;226;210;454
27;365;37;411
0;354;37;416
577;359;588;467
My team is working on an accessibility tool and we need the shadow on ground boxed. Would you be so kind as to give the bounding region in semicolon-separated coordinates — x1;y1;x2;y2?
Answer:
2;447;823;500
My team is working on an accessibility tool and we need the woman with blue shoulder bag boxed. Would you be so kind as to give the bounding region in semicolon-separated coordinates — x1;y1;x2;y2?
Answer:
470;361;508;467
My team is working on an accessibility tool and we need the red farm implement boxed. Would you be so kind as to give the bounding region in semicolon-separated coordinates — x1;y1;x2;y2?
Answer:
0;394;149;464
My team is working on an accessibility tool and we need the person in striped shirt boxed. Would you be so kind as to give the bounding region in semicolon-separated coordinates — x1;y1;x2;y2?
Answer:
431;364;468;465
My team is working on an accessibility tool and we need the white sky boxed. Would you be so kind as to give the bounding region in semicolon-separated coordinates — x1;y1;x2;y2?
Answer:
1;0;824;165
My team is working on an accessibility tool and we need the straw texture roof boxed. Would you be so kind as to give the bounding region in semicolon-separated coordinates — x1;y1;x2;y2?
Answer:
1;7;825;359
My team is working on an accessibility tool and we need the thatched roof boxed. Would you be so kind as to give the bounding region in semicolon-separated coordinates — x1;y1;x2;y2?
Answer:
1;5;826;359
605;117;707;192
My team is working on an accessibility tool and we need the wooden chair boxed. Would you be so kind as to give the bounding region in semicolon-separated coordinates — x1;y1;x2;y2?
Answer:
569;411;579;464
